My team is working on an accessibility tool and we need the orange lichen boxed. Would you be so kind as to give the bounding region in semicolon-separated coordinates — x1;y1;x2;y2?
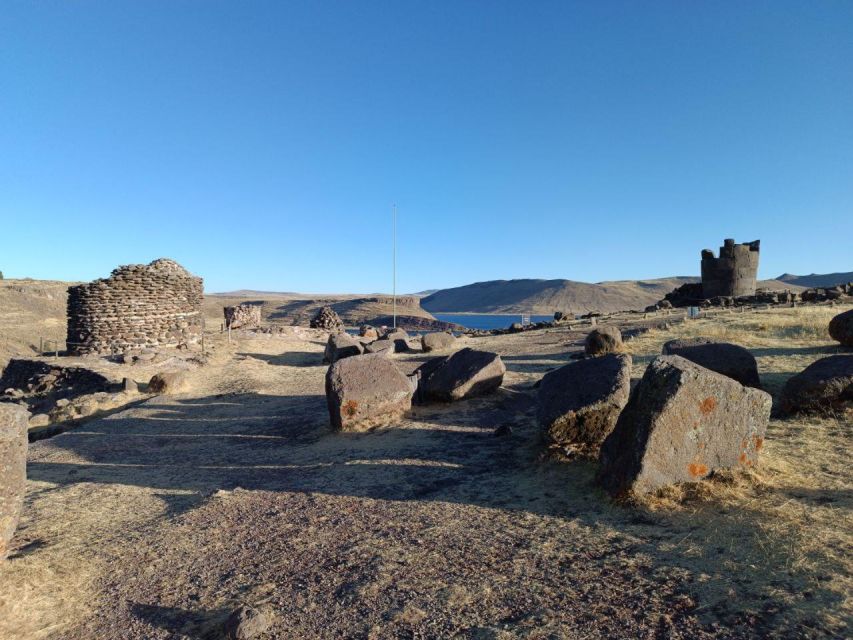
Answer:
753;435;764;451
343;400;359;417
699;397;717;415
688;462;709;477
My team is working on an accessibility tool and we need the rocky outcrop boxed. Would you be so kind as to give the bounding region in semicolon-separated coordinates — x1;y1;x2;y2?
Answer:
828;309;853;347
325;354;413;431
0;403;28;560
598;355;772;497
417;348;505;402
584;326;623;356
537;354;632;453
780;355;853;414
421;331;456;353
67;258;203;355
310;306;344;332
323;333;364;364
224;304;262;330
662;338;761;388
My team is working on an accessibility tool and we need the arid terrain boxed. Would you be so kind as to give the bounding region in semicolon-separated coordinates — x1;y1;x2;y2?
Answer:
0;299;850;639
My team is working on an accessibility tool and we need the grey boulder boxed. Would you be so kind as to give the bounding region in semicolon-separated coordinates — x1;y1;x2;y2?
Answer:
537;353;632;452
323;332;364;364
0;403;28;560
598;355;772;497
418;348;505;402
421;331;456;353
780;355;853;414
662;338;761;388
325;354;413;431
148;371;190;395
829;309;853;347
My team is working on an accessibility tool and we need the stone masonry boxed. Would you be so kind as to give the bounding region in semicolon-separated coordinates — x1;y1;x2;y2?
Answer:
701;238;760;299
67;258;203;355
224;303;262;329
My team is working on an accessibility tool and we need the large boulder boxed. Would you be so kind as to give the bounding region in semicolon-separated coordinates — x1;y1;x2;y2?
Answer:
662;338;761;388
0;403;28;560
780;355;853;414
310;306;344;332
537;353;632;452
382;329;411;353
323;332;364;364
584;326;623;356
363;338;395;356
148;371;191;395
598;355;772;497
325;354;413;431
828;309;853;347
419;348;505;402
421;331;456;353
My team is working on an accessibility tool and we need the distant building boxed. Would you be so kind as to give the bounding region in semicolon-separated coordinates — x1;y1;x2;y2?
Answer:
700;239;760;299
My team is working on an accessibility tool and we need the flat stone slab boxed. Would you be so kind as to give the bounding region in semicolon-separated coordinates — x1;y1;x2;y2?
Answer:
325;353;413;431
781;355;853;414
598;355;772;497
662;338;761;388
537;353;632;452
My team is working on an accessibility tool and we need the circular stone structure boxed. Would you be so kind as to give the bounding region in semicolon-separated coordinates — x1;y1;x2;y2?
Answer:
66;258;203;355
700;238;760;299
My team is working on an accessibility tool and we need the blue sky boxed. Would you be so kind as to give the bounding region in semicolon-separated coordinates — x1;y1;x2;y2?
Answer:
2;1;851;293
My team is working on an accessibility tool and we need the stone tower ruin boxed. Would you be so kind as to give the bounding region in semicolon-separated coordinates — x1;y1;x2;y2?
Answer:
700;239;760;299
66;258;203;355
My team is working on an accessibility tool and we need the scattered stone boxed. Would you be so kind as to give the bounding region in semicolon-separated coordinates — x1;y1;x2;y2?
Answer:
323;333;364;364
0;403;28;560
421;331;456;353
67;258;203;355
378;329;410;353
537;353;632;453
28;413;50;428
310;306;344;332
363;338;395;356
662;338;761;388
598;355;772;497
0;359;112;415
584;326;623;356
780;355;853;414
222;604;270;640
359;325;379;340
148;371;191;395
224;304;262;330
325;354;413;431
418;348;505;402
828;309;853;347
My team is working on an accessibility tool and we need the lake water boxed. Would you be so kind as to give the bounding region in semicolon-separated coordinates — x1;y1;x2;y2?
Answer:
433;313;555;331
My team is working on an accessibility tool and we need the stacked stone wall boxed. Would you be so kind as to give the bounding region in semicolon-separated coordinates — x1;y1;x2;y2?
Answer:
701;239;760;299
67;258;203;355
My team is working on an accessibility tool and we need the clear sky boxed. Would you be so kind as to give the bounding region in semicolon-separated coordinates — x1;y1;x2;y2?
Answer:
2;1;851;293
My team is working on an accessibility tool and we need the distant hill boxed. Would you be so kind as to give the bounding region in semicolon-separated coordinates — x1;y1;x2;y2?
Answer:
776;272;853;288
421;277;803;315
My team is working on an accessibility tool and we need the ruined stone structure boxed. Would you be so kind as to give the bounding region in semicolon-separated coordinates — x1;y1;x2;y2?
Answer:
701;239;760;299
224;303;262;329
67;259;203;355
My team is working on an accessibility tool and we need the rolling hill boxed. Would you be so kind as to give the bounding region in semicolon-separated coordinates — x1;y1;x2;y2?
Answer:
776;272;853;288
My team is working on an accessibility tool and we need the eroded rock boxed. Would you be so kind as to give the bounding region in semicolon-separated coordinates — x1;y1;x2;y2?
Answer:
323;332;363;364
148;371;191;395
780;355;853;414
419;348;505;402
537;353;632;453
598;355;772;497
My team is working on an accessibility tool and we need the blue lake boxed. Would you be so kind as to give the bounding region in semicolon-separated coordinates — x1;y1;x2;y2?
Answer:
433;313;556;331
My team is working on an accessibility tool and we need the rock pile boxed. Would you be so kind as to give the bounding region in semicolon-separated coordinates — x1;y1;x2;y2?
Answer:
224;304;262;330
310;306;344;332
67;258;203;355
598;355;772;497
0;403;28;560
0;359;112;416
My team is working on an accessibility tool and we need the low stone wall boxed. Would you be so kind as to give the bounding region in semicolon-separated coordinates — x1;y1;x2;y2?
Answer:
224;304;262;329
66;258;203;355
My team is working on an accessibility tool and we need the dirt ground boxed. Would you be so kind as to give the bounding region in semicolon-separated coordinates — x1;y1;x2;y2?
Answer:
0;305;850;639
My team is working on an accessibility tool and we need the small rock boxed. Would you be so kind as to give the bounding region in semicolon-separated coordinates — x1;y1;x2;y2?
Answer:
148;371;190;395
494;424;513;437
222;604;270;640
584;326;622;355
28;413;50;428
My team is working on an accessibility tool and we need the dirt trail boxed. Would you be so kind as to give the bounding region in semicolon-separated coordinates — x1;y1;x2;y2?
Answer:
1;314;850;639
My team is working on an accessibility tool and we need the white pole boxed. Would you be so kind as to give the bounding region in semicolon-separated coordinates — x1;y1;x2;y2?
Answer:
393;203;397;329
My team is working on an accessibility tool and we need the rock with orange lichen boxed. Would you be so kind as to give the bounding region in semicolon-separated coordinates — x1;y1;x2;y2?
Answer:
597;355;771;497
325;353;413;431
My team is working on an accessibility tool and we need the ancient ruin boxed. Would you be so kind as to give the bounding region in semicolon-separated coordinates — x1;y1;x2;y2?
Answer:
66;258;203;355
224;303;262;329
701;238;760;299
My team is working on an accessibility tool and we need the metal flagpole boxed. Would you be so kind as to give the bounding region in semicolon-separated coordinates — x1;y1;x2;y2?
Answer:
392;203;397;329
